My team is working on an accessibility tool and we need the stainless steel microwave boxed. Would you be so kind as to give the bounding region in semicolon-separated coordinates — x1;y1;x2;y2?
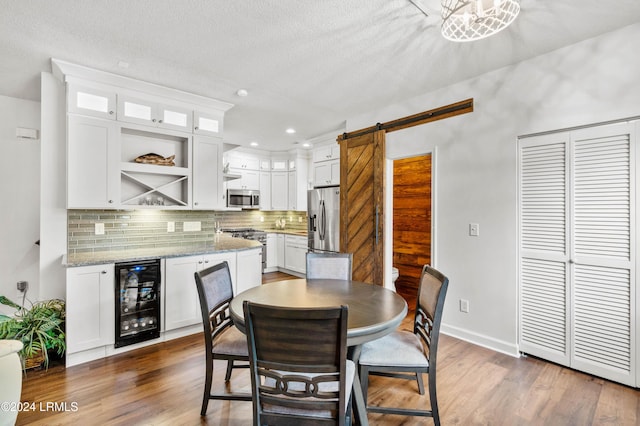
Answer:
227;189;260;209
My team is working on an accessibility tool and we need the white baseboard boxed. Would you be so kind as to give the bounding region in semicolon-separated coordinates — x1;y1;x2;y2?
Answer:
440;323;520;358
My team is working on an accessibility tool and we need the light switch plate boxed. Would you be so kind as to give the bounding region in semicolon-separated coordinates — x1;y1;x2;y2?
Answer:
167;222;175;232
469;223;479;237
95;223;105;235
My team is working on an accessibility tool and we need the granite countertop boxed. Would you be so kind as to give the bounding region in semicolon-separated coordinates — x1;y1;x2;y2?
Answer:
63;234;263;267
263;229;308;237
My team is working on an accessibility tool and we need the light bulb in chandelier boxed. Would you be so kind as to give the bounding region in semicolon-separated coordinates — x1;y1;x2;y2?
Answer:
441;0;520;42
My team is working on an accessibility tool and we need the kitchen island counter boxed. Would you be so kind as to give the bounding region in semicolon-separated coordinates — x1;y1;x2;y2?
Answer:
63;234;262;267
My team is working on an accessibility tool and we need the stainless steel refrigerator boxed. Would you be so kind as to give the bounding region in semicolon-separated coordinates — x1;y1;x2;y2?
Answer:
308;186;340;253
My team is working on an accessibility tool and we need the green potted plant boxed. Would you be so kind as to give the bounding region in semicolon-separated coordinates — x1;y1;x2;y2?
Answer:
0;296;66;370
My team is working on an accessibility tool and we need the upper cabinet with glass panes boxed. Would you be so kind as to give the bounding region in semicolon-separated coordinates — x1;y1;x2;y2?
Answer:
67;84;224;136
117;95;194;132
68;84;117;120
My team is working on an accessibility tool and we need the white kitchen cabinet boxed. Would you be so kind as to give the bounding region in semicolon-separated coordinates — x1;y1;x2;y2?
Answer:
271;172;289;210
276;234;285;268
226;152;260;170
66;264;115;355
312;144;340;163
288;171;297;210
288;155;309;211
284;235;307;274
165;252;236;331
194;110;224;137
67;115;120;208
259;157;272;170
226;169;260;190
68;84;116;120
59;61;231;212
266;234;278;271
313;160;340;187
260;171;272;210
193;135;223;209
271;157;288;171
236;248;263;294
117;95;193;133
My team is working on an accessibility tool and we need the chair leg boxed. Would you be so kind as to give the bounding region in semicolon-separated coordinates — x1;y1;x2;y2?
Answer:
201;357;213;416
429;371;440;426
359;365;370;407
416;372;425;395
225;359;234;382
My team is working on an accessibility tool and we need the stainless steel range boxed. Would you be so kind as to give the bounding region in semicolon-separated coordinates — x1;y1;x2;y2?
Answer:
222;228;267;272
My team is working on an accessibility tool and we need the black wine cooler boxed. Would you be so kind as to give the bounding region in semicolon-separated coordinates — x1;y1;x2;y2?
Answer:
115;259;161;348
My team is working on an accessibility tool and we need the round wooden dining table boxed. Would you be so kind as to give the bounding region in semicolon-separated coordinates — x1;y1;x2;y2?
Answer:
229;278;408;426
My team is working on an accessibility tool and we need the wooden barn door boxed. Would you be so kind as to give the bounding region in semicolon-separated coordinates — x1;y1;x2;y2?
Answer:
393;154;432;293
339;130;385;285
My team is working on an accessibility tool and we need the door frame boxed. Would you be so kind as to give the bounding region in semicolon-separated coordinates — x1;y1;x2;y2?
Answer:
384;147;437;290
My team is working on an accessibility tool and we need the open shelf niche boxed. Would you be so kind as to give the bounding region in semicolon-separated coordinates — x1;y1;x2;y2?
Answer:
120;127;192;208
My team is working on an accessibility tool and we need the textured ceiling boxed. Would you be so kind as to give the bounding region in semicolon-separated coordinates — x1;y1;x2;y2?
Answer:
2;0;640;151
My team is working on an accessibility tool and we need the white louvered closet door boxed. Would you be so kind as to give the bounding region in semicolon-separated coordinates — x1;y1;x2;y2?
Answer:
519;121;637;387
519;132;571;366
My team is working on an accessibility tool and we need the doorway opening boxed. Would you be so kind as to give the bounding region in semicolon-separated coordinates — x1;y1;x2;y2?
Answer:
392;153;432;303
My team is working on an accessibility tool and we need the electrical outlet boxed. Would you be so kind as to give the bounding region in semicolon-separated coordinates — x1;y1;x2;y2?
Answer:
460;299;470;313
469;223;479;237
95;223;105;235
167;221;175;232
298;216;302;222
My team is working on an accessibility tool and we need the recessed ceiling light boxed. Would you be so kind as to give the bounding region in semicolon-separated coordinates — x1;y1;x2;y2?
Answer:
250;141;259;147
302;142;311;148
286;128;296;134
118;61;129;69
236;89;248;97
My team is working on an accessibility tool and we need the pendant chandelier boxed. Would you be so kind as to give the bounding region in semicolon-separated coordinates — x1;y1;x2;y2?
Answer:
441;0;521;42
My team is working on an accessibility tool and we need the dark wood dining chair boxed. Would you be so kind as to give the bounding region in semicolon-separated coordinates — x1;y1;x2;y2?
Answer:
243;301;354;425
194;261;251;416
358;264;449;425
306;252;353;280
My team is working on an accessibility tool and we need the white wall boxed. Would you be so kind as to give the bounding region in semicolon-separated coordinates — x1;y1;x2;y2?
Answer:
347;23;640;355
39;72;67;301
0;95;41;311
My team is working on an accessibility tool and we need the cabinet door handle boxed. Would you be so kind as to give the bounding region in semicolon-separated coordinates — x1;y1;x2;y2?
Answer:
152;118;157;123
108;200;114;204
101;270;107;274
194;202;199;206
204;260;209;264
109;110;114;115
194;126;199;130
158;119;163;123
198;260;203;264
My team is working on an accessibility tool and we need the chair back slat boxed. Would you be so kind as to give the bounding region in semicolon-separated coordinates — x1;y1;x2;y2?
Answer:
306;252;353;280
414;265;449;362
195;262;235;341
244;301;350;425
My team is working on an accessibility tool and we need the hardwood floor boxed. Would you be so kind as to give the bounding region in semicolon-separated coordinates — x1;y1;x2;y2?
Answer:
16;272;640;425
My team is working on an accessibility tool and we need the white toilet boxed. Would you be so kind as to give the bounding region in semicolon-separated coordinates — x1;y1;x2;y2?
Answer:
391;267;399;291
